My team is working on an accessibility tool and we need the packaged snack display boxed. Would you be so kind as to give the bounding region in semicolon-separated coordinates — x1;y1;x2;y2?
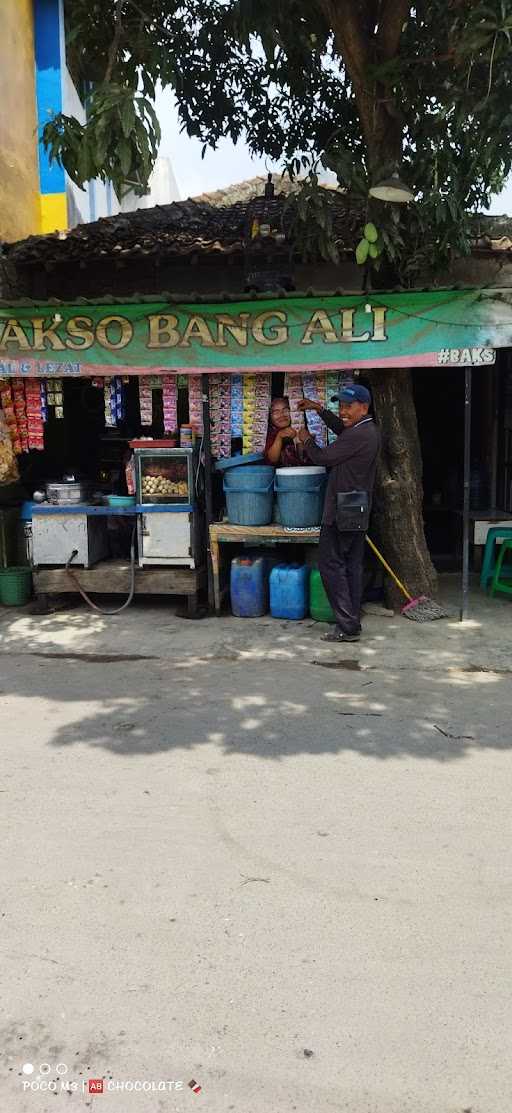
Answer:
302;372;327;446
0;382;19;453
188;376;203;435
25;378;45;450
180;424;195;448
103;376;126;428
326;373;342;443
45;378;65;421
103;382;113;427
0;408;20;483
230;375;243;438
209;374;232;458
51;379;63;413
242;373;271;454
284;374;306;432
283;373;326;445
12;381;29;452
138;378;153;427
138;374;179;430
125;454;136;495
40;380;48;423
162;374;178;433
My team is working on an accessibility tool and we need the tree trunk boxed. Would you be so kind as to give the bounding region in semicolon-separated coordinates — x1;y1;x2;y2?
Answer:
320;2;438;603
322;0;409;176
366;368;438;606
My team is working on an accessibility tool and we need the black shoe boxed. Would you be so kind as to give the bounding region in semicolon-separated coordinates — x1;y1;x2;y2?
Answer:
321;627;360;643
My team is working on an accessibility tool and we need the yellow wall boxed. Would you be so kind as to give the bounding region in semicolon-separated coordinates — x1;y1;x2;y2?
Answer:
0;0;40;242
39;193;68;234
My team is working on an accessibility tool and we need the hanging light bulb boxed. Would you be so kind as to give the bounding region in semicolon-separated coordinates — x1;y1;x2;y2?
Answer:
369;172;414;203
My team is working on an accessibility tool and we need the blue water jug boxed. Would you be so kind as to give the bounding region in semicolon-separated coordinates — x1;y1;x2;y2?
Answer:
230;556;269;617
269;563;309;620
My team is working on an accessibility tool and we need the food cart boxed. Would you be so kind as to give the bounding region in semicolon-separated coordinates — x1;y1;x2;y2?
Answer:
132;442;201;568
1;291;511;618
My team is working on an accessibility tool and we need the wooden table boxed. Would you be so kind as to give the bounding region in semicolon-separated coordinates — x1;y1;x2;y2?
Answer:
209;522;320;613
33;560;206;616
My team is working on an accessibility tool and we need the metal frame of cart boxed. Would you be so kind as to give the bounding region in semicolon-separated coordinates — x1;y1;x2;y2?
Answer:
30;504;206;616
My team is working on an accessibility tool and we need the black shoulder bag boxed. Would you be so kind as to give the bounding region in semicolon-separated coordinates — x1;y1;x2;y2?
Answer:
336;490;370;532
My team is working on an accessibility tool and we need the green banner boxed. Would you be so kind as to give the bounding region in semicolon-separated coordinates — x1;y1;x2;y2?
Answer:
0;290;509;376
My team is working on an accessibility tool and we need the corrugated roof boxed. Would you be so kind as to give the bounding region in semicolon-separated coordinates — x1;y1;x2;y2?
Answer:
190;173;340;206
2;177;511;272
0;285;483;308
0;185;365;267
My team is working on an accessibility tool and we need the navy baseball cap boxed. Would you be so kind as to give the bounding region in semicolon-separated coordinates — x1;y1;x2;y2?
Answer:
331;383;371;405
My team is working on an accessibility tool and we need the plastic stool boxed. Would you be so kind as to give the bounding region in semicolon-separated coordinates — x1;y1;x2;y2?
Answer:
480;526;512;590
490;539;512;598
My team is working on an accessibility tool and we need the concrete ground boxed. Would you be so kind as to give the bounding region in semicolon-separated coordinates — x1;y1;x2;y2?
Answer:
1;575;512;1113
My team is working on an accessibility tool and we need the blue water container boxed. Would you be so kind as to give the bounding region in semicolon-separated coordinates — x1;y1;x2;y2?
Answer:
270;563;310;620
223;464;275;526
230;556;269;617
275;467;326;528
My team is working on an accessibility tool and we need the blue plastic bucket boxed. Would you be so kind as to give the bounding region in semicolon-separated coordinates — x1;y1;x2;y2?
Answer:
223;465;275;526
275;467;326;528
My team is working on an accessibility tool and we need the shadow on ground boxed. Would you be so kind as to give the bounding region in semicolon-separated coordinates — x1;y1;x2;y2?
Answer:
0;574;510;764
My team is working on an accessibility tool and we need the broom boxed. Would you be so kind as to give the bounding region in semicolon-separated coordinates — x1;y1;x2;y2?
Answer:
365;536;448;622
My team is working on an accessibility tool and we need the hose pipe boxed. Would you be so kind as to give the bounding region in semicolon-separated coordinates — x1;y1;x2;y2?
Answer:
65;524;137;615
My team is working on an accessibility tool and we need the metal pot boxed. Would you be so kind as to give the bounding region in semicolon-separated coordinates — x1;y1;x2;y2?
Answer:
45;480;90;505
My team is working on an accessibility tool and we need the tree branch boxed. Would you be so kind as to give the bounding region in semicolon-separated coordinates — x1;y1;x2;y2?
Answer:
318;0;375;148
362;0;380;39
105;0;124;83
318;0;371;85
377;0;411;61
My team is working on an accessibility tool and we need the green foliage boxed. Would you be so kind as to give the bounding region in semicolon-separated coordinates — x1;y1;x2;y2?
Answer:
52;0;512;279
42;83;160;198
284;175;340;264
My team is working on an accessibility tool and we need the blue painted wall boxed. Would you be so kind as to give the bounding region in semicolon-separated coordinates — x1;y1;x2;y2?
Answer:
33;0;65;196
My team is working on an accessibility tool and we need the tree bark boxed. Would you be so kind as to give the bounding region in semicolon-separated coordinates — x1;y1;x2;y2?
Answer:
317;3;437;603
320;0;409;173
366;368;438;605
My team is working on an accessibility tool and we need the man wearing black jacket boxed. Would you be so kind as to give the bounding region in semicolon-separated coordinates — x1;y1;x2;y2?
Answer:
297;384;381;643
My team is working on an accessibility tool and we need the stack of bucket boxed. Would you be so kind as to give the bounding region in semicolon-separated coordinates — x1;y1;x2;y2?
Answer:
218;455;327;530
274;466;326;528
220;453;331;620
216;455;275;526
223;463;275;526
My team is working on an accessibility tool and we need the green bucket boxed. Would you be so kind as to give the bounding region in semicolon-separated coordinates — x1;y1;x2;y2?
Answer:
0;565;32;606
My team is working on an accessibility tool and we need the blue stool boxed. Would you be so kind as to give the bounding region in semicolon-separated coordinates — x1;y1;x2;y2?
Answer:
480;527;512;591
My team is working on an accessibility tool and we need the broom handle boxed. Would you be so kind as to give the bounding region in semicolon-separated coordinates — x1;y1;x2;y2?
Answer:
365;535;413;602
